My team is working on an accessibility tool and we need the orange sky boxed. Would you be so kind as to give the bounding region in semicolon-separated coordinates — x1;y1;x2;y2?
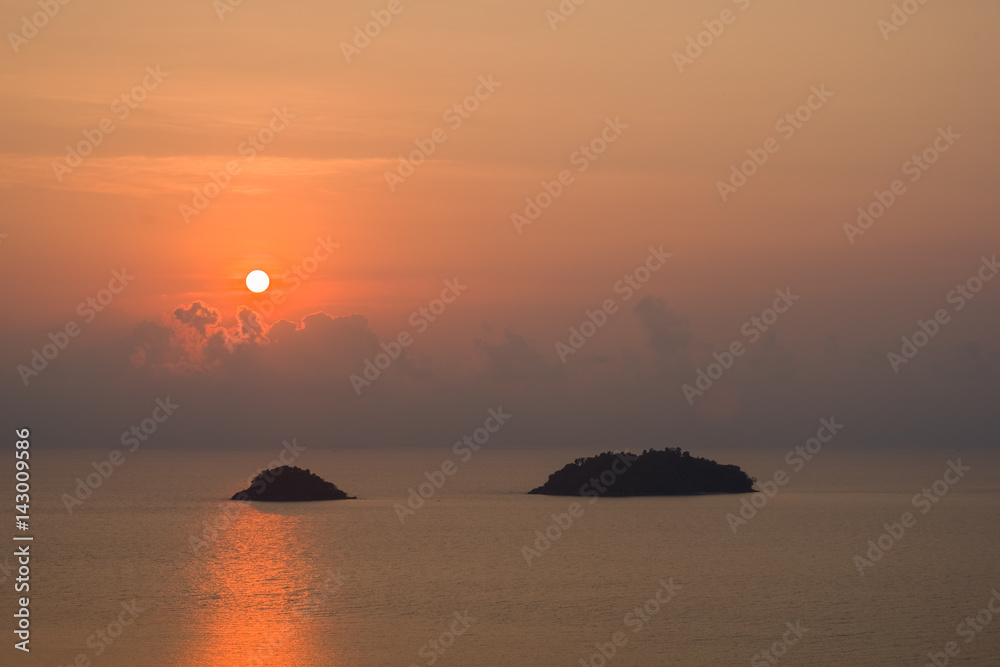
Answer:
1;0;998;449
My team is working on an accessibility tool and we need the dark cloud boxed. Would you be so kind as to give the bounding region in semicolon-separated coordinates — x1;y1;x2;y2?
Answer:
633;296;695;358
172;301;219;335
237;306;265;342
3;298;999;452
129;320;181;368
744;331;796;383
137;307;383;378
474;330;562;382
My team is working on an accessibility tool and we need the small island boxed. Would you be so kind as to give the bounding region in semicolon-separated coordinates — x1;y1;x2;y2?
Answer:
528;448;756;496
231;465;356;502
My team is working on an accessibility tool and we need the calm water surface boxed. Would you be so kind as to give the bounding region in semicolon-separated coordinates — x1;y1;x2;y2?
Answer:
7;446;1000;666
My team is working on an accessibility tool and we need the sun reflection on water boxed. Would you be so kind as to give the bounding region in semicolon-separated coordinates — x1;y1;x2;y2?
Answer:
175;504;343;667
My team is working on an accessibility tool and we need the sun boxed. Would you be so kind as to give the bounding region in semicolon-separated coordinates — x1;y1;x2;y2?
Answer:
245;270;270;293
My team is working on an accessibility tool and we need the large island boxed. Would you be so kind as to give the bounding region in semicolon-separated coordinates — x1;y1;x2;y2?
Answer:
528;448;756;496
231;465;356;501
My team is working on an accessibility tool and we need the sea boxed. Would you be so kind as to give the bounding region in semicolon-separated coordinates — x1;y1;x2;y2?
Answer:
5;445;1000;666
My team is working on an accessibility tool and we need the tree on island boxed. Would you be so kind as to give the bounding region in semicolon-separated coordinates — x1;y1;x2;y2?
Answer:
231;465;356;502
530;447;756;496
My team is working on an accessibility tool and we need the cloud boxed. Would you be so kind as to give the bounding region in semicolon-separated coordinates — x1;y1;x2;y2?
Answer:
256;311;382;374
4;297;999;453
237;306;265;342
633;296;697;359
743;331;795;384
474;330;562;382
173;301;220;335
131;305;384;377
128;320;181;368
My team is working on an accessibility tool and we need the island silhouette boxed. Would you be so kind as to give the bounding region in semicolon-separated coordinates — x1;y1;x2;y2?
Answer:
230;465;356;501
528;448;756;496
